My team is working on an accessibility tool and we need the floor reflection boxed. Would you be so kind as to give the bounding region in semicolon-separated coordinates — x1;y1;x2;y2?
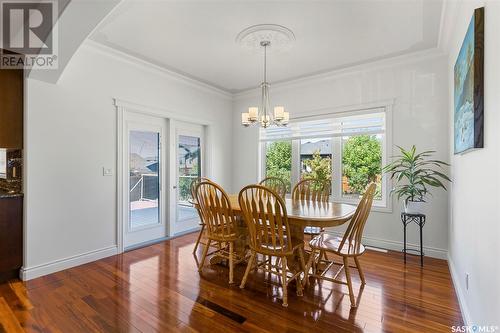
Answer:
4;232;462;333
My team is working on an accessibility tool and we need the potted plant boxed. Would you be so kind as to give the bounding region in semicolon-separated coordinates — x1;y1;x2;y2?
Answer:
383;145;450;214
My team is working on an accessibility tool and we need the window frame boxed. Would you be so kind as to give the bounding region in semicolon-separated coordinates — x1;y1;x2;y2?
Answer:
259;102;393;212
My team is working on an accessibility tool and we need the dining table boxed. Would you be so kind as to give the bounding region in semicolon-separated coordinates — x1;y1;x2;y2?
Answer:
207;194;357;272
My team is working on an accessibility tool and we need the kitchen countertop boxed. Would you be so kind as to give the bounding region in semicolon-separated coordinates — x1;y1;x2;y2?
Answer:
0;189;23;198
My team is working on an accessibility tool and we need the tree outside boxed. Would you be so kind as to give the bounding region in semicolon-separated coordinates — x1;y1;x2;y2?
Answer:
265;141;292;192
342;135;382;198
265;136;382;198
301;150;332;189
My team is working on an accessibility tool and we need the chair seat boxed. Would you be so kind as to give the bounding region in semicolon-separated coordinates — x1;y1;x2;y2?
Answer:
309;234;365;256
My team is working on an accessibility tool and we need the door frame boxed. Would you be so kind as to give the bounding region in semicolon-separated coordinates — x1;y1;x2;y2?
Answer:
115;98;213;254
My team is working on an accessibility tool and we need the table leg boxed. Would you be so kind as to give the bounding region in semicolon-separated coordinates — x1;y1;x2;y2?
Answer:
288;225;305;273
403;220;407;264
420;219;424;267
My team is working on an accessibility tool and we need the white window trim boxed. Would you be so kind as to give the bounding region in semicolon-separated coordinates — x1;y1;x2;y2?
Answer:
259;101;394;213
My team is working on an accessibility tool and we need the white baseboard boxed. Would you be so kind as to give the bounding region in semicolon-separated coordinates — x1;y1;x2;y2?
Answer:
20;245;118;281
173;226;202;237
325;230;448;260
447;253;471;326
124;227;201;252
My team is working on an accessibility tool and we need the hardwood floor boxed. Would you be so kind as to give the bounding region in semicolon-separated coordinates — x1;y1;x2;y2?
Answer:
0;233;463;332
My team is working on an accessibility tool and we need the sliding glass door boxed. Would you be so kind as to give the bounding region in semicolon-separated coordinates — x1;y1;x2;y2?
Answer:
121;114;207;247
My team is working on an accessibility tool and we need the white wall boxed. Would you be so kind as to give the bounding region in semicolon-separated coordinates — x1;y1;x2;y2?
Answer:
21;1;500;325
23;42;233;278
232;53;450;258
443;0;500;326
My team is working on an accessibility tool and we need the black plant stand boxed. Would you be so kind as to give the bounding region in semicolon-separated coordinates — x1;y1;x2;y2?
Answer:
401;212;426;267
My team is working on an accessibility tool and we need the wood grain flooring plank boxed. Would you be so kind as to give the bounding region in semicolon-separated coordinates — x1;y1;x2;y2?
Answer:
0;233;463;333
0;297;24;333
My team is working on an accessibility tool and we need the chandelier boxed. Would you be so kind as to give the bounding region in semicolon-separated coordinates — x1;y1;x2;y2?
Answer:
241;40;289;128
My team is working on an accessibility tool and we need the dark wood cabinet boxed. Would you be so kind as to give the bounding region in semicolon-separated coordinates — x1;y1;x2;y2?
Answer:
0;66;23;149
0;196;23;282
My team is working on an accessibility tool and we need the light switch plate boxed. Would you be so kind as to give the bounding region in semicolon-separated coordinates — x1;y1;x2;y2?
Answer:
103;167;113;176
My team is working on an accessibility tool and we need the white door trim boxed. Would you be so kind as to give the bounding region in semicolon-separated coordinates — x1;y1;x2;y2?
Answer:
114;98;213;253
114;98;215;125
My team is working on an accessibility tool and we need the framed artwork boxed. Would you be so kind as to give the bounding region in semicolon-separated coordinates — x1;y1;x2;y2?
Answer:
454;7;484;154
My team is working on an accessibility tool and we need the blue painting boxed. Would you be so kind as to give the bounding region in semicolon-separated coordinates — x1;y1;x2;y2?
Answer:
454;7;484;154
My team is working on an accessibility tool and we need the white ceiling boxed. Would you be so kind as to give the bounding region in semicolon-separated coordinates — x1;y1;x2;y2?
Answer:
90;0;444;93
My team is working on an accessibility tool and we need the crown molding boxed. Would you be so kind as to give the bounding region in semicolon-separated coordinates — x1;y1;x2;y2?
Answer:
233;47;447;100
83;39;446;103
82;39;233;100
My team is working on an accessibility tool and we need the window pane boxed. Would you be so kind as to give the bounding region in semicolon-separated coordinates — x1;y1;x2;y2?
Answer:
342;134;382;200
265;141;292;193
178;135;201;221
129;130;160;229
300;138;332;189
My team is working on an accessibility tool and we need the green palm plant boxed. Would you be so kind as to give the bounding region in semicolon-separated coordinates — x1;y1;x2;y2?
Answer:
383;145;450;203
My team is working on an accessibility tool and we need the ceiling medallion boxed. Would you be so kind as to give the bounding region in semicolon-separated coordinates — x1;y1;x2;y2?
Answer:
236;24;295;53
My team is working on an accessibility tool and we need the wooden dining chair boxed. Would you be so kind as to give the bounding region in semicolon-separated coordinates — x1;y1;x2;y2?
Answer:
259;176;287;198
195;181;242;284
292;178;331;202
190;177;211;254
238;185;307;307
303;183;377;307
292;178;331;264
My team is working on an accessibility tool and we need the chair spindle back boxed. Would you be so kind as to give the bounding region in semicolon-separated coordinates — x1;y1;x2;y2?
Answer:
292;178;330;202
259;177;287;198
195;181;237;239
339;183;376;254
190;177;211;200
238;185;293;256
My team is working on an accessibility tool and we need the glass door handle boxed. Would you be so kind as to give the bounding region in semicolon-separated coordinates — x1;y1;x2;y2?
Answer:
173;186;177;189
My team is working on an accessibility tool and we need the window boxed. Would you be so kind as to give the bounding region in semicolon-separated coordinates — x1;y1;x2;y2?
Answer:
265;141;292;193
260;106;390;208
342;135;382;200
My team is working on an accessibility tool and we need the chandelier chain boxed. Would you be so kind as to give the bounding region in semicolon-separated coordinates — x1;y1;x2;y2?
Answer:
263;43;267;83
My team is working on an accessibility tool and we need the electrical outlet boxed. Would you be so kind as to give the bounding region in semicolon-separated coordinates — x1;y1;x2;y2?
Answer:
465;273;469;291
103;167;113;176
